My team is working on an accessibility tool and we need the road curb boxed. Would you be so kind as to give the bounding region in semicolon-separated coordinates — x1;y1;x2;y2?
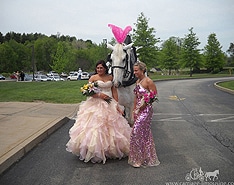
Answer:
214;81;234;95
0;117;70;174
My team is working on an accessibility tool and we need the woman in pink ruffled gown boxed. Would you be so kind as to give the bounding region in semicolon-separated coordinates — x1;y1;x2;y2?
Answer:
66;60;132;164
128;61;160;168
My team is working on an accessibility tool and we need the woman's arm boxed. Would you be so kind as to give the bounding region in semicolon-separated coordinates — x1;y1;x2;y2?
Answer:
147;78;157;93
111;86;118;102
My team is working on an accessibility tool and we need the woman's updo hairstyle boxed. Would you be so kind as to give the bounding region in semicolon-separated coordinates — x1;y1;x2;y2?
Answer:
134;61;147;73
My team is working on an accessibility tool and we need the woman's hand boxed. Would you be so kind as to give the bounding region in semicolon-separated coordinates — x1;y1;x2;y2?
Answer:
139;103;147;111
98;93;112;104
116;104;124;115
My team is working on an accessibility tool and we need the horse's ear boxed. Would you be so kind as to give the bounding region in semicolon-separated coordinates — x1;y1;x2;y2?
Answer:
123;43;133;50
107;43;114;50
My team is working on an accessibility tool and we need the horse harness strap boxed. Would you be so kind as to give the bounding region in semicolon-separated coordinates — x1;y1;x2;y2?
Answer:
109;44;137;87
122;77;137;87
111;50;130;79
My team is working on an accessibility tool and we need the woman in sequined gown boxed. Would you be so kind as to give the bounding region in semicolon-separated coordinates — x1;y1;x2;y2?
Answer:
66;60;132;164
128;61;160;168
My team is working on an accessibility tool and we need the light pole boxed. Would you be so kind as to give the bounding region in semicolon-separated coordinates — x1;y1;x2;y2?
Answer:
103;39;108;61
103;38;107;46
30;45;35;81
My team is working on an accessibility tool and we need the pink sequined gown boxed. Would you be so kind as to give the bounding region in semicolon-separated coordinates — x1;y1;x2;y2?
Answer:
128;84;160;167
66;80;132;164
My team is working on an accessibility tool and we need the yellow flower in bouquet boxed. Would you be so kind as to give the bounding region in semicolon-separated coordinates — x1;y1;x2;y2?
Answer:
80;81;112;104
81;82;100;96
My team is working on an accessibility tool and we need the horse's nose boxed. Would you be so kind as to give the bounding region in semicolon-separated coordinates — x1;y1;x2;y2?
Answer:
113;81;121;88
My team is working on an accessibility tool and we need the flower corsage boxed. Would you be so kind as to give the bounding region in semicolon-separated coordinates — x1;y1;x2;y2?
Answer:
143;90;159;105
134;90;158;114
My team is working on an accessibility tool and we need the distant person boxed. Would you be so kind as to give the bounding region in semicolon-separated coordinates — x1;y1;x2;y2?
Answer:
20;71;25;81
128;61;160;168
78;68;82;80
66;60;131;164
16;71;20;81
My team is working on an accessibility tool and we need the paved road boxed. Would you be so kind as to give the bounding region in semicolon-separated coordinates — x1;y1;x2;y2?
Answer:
0;77;234;185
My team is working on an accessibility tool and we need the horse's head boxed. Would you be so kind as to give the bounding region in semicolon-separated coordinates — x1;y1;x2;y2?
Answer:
107;43;133;88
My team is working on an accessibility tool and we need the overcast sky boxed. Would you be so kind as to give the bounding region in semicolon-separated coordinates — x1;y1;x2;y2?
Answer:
1;0;234;52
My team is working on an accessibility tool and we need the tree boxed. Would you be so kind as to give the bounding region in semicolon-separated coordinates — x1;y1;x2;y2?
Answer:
0;42;18;72
51;41;70;73
132;12;160;68
180;27;201;77
227;42;234;67
204;33;225;73
7;39;30;71
227;42;234;57
159;37;181;75
34;36;57;72
0;32;4;43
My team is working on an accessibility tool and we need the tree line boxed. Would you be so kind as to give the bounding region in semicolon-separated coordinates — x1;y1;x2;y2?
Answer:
0;31;107;75
0;12;233;77
133;13;234;77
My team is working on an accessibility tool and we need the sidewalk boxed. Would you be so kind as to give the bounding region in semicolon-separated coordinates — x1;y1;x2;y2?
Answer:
0;102;79;174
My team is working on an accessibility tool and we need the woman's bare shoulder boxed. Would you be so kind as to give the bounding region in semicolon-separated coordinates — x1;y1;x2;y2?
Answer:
146;77;154;83
89;74;98;82
106;74;113;81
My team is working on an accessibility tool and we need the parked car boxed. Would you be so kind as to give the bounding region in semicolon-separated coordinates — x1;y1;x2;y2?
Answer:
67;72;79;80
81;72;90;80
60;72;68;77
50;75;65;81
47;71;59;77
67;72;90;80
10;73;17;79
24;74;33;81
0;74;6;80
69;71;75;76
35;75;52;82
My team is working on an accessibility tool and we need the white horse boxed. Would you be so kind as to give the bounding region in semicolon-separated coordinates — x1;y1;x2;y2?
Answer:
107;42;137;126
205;170;219;181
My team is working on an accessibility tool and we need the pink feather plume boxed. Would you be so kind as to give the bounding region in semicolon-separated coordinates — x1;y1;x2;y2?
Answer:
108;24;132;43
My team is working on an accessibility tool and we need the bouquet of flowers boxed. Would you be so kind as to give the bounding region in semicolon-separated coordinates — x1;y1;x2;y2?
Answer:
143;90;159;105
80;82;112;104
80;82;100;96
134;90;158;114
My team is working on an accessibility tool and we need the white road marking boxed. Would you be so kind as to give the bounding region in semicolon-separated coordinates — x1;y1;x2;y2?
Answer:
152;113;234;122
210;116;234;122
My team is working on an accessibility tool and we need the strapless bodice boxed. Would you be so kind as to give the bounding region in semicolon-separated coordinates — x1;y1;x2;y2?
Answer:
96;80;113;97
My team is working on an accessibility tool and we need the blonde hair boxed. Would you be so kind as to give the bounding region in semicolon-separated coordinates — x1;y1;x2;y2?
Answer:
134;61;147;73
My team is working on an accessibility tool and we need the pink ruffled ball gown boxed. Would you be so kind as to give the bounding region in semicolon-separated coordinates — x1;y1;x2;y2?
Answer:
66;80;132;164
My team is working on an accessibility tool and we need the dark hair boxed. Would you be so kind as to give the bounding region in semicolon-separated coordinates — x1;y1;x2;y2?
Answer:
95;60;108;74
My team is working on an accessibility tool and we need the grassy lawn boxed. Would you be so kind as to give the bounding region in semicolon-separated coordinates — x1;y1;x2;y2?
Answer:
0;80;88;104
148;72;233;80
0;73;233;104
217;80;234;90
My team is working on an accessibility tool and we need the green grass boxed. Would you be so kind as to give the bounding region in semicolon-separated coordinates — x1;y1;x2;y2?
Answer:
148;73;233;80
0;73;233;104
217;80;234;90
0;81;88;104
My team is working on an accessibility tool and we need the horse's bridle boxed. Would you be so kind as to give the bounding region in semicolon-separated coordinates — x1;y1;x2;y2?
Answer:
111;50;131;79
110;50;137;87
